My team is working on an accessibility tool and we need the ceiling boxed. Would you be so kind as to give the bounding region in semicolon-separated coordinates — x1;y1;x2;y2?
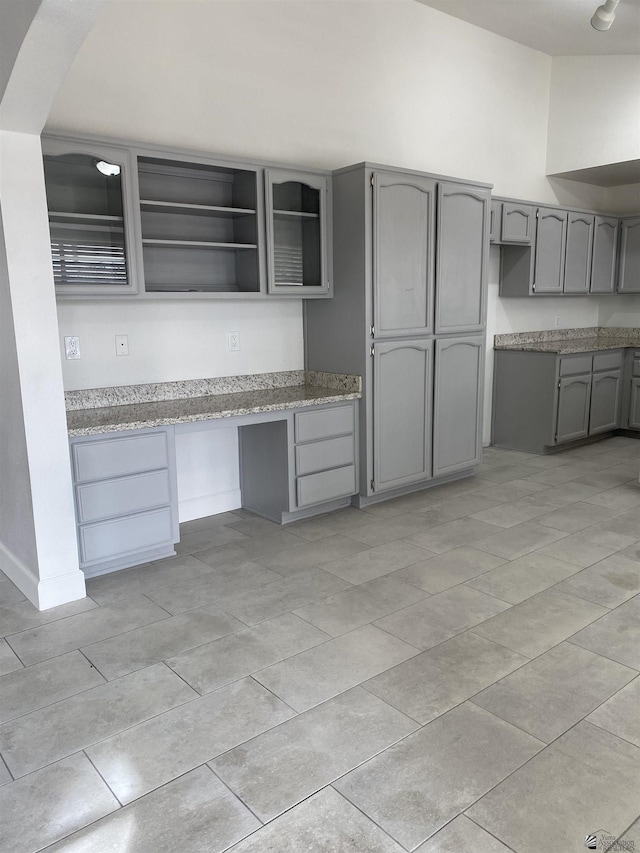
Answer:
416;0;640;55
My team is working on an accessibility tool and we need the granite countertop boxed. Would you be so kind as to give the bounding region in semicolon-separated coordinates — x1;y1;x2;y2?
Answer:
494;327;640;355
66;371;362;436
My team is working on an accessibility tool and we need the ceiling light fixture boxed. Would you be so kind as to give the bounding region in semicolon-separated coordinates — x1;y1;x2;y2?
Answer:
591;0;620;31
95;160;121;177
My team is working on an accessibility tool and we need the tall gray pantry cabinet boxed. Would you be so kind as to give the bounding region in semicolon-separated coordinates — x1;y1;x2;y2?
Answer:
304;164;490;504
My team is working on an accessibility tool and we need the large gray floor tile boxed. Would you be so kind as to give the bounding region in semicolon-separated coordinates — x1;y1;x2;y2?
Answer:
175;524;248;554
293;576;427;636
620;541;640;562
466;551;581;604
536;529;629;568
467;722;640;853
211;687;418;821
81;605;244;680
215;567;352;625
6;596;168;666
471;479;550;503
0;595;98;639
286;507;379;541
43;765;260;853
86;677;294;804
618;819;640;852
334;702;542;850
535;500;617;532
469;494;560;528
255;534;371;576
179;511;243;534
0;638;22;676
473;589;609;658
414;815;512;852
228;787;406;853
587;675;640;747
474;462;542;483
472;642;636;743
375;586;511;650
0;753;119;853
318;540;433;584
554;553;640;608
345;514;437;548
406;518;500;554
194;530;304;569
570;596;640;669
253;624;419;712
0;580;25;607
0;757;10;785
473;521;569;561
411;494;503;525
0;662;196;778
575;466;638;489
167;613;330;694
393;547;507;594
584;483;640;511
524;463;592;485
535;480;605;505
0;650;104;724
365;632;528;724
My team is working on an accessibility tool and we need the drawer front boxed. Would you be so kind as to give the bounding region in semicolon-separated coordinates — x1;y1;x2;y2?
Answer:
593;351;623;372
559;355;593;376
76;470;171;524
79;507;174;564
73;432;169;483
295;435;355;477
294;405;354;443
296;465;356;508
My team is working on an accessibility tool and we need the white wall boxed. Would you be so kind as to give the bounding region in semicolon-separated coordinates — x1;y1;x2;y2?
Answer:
547;55;640;175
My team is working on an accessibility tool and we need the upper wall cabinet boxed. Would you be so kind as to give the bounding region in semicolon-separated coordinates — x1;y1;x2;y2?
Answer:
590;216;619;294
533;207;567;294
618;216;640;294
265;169;331;297
501;202;535;245
42;138;139;296
563;211;594;295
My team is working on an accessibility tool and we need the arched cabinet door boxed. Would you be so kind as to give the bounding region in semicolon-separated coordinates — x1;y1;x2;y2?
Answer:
372;171;435;338
435;182;490;334
555;374;591;443
501;203;535;244
589;370;622;435
618;217;640;294
42;136;139;296
372;339;433;492
533;207;567;294
590;217;619;294
564;212;594;294
433;336;484;476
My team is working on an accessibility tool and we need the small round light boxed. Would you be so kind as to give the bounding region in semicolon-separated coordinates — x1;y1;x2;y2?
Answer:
95;160;121;177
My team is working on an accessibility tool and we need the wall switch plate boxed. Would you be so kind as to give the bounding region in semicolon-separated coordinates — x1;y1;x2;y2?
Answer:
227;331;240;352
64;336;80;359
115;334;129;356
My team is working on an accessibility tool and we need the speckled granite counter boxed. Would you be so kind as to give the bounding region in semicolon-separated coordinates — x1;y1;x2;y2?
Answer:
495;327;640;354
66;371;362;436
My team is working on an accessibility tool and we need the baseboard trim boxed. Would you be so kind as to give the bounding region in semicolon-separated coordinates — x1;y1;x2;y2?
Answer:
0;540;86;611
178;489;242;523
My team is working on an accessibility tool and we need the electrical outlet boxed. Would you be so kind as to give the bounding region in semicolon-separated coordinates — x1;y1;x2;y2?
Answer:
64;336;80;360
115;335;129;356
227;331;240;352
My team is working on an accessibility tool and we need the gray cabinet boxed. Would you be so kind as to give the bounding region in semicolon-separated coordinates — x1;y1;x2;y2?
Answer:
533;207;567;294
590;370;622;435
69;427;179;577
433;336;484;476
630;379;640;430
501;202;535;244
265;169;331;297
489;200;502;244
435;182;489;334
556;374;591;443
373;171;435;337
372;339;432;492
563;212;594;294
590;216;619;294
618;216;640;293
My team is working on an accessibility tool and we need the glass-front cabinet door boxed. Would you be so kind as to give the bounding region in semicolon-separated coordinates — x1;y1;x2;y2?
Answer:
42;138;138;296
265;169;331;297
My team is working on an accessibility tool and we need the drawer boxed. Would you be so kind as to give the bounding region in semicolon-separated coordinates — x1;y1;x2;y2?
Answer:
79;507;174;564
72;431;169;483
294;405;354;443
559;355;593;376
76;470;171;524
296;464;356;508
295;435;355;477
593;351;623;372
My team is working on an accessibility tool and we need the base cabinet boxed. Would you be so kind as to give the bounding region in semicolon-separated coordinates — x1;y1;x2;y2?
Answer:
556;375;591;443
630;379;640;430
590;370;622;435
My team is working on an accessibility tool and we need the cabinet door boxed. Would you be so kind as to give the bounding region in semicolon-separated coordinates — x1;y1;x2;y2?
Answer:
372;171;435;337
265;169;330;296
589;370;622;435
590;217;619;294
564;212;594;294
433;336;484;477
556;375;591;443
501;203;535;244
618;217;640;294
42;137;139;296
435;182;489;334
372;339;432;492
629;378;640;430
533;207;567;294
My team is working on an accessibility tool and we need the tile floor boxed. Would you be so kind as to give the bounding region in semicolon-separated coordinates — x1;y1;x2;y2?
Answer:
1;436;639;852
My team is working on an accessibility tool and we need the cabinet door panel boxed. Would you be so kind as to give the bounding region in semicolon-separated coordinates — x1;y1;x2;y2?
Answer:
590;371;622;435
433;336;484;476
501;203;534;244
556;375;591;443
373;339;432;492
534;208;567;294
590;217;619;294
373;172;435;337
435;183;489;333
630;378;640;430
564;213;594;294
618;217;640;294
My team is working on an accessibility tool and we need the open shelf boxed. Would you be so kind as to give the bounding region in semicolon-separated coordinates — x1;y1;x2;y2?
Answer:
49;211;124;223
273;209;319;219
140;200;255;218
142;239;257;250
